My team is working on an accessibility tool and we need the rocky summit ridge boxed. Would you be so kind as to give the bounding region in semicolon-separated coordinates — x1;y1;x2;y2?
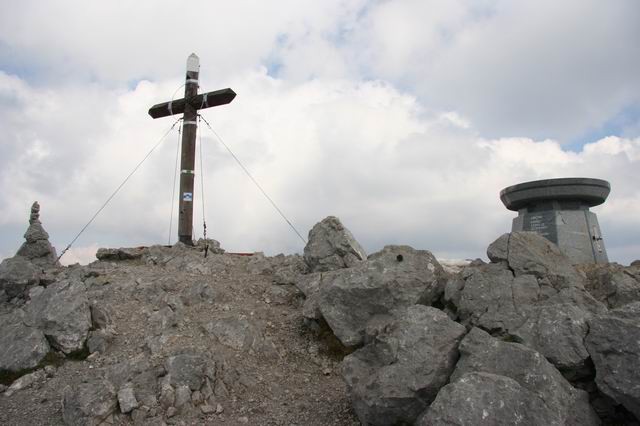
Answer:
1;211;640;425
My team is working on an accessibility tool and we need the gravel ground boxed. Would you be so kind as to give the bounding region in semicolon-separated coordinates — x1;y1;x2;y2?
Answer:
0;247;360;425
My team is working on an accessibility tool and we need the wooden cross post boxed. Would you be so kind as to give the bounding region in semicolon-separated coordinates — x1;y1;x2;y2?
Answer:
148;53;236;245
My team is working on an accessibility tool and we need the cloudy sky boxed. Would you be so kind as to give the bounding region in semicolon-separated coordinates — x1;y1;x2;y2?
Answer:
1;0;639;265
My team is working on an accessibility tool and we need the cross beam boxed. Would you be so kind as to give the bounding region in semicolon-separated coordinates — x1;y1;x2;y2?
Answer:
148;53;236;245
148;88;236;119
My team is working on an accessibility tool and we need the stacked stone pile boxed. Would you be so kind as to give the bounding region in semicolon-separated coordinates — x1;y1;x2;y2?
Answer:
16;201;60;268
0;202;60;301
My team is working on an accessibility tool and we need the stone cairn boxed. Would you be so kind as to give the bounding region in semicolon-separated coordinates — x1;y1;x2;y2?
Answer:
16;201;60;268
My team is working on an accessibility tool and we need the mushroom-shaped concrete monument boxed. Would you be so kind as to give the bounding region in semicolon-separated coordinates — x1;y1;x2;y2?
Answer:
500;178;610;264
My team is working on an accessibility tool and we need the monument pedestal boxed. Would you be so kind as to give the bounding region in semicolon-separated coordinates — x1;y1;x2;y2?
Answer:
500;178;610;264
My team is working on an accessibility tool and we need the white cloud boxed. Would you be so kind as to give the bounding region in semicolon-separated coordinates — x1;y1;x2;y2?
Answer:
344;0;640;140
1;68;638;266
0;1;638;266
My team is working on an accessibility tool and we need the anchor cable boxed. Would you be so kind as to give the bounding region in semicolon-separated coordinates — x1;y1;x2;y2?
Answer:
197;115;209;256
57;117;182;261
168;123;182;244
198;114;307;245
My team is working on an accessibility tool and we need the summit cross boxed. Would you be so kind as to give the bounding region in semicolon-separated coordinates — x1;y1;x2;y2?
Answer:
148;53;236;245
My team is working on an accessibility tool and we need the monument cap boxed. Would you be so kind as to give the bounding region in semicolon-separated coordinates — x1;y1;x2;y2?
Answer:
500;177;610;211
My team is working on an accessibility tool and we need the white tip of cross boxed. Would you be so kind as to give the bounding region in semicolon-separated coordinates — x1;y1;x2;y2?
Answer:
187;53;200;72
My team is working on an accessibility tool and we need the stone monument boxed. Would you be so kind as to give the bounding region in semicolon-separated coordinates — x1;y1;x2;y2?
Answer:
500;178;610;264
16;201;60;267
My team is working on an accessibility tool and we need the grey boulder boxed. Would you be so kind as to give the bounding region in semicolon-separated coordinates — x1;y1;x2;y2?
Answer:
206;317;277;356
62;379;117;426
164;354;208;391
506;231;586;286
26;279;91;354
341;305;466;425
0;256;41;298
586;302;640;419
418;372;556;426
319;245;445;346
446;232;605;379
510;303;592;379
96;247;144;261
581;263;640;309
443;327;599;425
117;383;139;414
303;216;366;272
0;310;50;372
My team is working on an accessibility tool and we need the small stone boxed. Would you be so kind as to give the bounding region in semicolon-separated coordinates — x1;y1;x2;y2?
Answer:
61;379;117;426
191;390;203;405
201;404;216;414
159;383;175;409
322;368;332;376
166;407;177;418
44;365;56;377
5;370;45;396
238;416;249;423
216;403;224;414
28;286;44;300
131;406;149;424
174;384;191;408
117;384;139;414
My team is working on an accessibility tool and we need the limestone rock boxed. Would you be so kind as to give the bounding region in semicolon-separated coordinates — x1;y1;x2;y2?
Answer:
62;379;117;426
580;262;640;309
96;247;144;261
90;303;115;331
444;232;605;379
200;404;216;414
0;324;50;372
87;329;113;354
195;238;224;255
164;354;207;391
117;383;139;414
341;305;466;425
159;383;175;409
297;272;324;320
510;303;592;379
319;245;446;346
206;317;276;356
26;279;91;354
486;232;509;263
270;253;307;285
586;302;640;419
105;357;153;391
303;216;366;273
418;372;557;426
0;256;41;298
296;272;323;298
446;327;599;425
450;262;536;333
174;385;191;409
4;370;46;397
181;281;216;306
507;231;585;287
149;306;177;335
0;310;50;372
